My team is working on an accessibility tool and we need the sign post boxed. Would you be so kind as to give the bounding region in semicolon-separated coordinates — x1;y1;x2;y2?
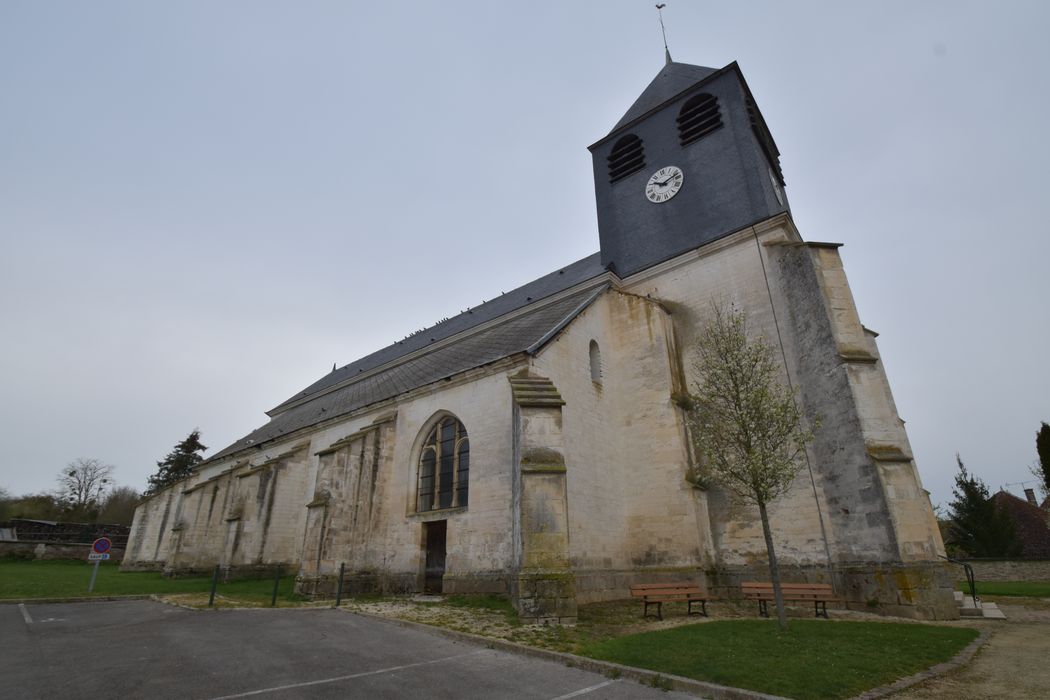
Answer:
88;537;112;593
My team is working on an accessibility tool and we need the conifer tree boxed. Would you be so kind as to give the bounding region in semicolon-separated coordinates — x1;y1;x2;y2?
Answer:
946;455;1021;557
1034;422;1050;497
146;430;208;495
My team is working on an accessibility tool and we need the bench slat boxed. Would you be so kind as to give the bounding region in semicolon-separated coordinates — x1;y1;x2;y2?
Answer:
629;582;710;620
741;581;841;619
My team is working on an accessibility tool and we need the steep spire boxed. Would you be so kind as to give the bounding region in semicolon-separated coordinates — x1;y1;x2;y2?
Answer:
656;4;672;64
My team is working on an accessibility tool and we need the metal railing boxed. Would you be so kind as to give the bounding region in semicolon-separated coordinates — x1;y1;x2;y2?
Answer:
940;554;978;608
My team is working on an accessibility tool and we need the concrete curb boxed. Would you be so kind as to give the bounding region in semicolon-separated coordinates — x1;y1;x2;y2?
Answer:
336;607;788;700
148;595;333;611
0;595;153;605
849;628;992;699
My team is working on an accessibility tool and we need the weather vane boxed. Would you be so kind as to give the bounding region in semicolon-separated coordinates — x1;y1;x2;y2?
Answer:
655;4;672;64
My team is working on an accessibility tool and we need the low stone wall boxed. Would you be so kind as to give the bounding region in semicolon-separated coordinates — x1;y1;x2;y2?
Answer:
0;540;126;562
962;559;1050;582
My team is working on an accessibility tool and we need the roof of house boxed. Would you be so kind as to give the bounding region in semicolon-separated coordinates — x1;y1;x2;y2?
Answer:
210;273;610;461
992;491;1050;558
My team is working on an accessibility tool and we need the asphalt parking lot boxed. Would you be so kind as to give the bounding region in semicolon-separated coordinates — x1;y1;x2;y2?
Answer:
2;600;695;699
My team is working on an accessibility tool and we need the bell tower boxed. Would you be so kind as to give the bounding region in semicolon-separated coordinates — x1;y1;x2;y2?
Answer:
589;62;789;277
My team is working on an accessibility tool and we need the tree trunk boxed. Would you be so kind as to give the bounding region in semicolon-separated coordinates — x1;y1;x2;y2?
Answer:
758;500;788;631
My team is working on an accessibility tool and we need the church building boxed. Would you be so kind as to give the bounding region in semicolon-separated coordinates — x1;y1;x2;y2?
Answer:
124;60;956;622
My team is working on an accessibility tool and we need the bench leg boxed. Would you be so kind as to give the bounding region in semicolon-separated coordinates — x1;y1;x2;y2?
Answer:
815;601;828;619
758;600;769;618
687;599;708;617
643;600;662;620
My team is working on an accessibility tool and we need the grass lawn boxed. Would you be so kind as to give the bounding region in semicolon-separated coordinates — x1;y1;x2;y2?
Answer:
579;620;978;700
959;580;1050;598
0;559;304;604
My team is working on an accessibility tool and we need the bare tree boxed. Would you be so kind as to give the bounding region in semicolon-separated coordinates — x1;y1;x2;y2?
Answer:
57;458;114;520
684;305;816;631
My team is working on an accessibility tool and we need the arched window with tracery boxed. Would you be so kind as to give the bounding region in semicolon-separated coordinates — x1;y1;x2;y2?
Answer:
416;415;469;512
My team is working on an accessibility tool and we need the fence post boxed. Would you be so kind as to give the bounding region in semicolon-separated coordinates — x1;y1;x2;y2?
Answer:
208;565;220;607
335;562;346;607
271;564;281;607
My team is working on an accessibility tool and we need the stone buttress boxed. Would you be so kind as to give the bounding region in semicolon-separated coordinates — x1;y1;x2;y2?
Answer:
509;372;578;624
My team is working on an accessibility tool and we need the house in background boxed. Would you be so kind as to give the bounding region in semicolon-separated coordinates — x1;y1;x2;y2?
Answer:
992;490;1050;559
124;59;956;622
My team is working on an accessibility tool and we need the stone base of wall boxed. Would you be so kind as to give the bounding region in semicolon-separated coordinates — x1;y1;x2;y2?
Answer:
834;562;958;620
442;571;508;595
510;571;577;625
574;561;957;620
1;540;126;562
297;571;418;599
160;562;299;582
290;559;958;621
704;561;958;620
962;559;1050;582
120;559;165;572
297;570;508;599
573;567;700;604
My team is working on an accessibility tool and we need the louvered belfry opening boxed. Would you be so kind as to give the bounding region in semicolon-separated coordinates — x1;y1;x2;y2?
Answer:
607;134;645;183
677;93;723;146
747;96;785;184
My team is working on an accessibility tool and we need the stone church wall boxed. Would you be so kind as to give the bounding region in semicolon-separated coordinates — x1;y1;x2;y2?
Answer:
122;219;953;617
125;486;181;571
125;363;523;595
622;221;833;573
533;290;709;603
610;217;953;618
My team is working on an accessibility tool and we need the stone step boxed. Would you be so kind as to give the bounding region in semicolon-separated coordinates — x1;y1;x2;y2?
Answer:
954;591;1007;619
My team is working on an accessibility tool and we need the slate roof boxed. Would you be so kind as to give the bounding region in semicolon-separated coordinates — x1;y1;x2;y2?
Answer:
268;252;607;416
210;280;609;461
992;491;1050;558
609;62;719;134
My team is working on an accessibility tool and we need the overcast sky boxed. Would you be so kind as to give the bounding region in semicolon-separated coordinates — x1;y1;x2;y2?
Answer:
1;1;1047;509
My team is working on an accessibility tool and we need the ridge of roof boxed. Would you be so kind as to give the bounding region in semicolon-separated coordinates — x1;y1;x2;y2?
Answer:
268;252;607;415
608;62;720;135
208;285;608;462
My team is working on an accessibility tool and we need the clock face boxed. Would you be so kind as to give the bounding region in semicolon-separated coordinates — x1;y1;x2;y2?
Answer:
645;166;684;203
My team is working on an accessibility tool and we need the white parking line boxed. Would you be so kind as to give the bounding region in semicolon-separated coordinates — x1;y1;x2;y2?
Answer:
549;679;621;699
206;649;485;699
18;603;33;625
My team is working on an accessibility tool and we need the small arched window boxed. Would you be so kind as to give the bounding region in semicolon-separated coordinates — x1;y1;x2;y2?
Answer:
589;340;603;384
607;134;645;183
416;416;469;512
677;93;722;146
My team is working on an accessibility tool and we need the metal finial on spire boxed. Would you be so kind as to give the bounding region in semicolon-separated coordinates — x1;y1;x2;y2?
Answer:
655;4;672;64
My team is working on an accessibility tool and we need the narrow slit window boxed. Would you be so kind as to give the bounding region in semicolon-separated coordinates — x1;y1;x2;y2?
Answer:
589;340;603;384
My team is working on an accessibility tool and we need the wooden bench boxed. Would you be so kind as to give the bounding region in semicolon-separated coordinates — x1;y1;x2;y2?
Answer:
630;583;709;620
741;581;841;619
